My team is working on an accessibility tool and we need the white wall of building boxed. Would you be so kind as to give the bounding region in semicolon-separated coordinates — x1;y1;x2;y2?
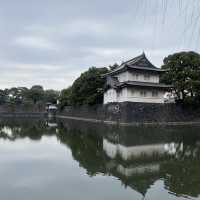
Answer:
104;87;166;104
115;71;159;83
126;88;165;103
103;88;117;104
115;71;128;82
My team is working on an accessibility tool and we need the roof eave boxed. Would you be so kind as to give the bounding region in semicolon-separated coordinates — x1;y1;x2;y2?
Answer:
102;66;166;77
118;82;173;89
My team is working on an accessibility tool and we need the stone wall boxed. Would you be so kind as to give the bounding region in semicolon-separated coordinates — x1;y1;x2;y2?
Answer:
0;104;46;117
59;102;200;123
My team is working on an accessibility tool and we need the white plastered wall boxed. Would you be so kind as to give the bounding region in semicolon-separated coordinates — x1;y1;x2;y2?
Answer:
115;71;159;83
103;88;117;104
104;87;166;104
126;88;165;103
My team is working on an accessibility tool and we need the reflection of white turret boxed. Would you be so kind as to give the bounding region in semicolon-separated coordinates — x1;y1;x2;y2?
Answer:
103;139;181;177
103;139;166;160
117;164;160;177
103;139;179;160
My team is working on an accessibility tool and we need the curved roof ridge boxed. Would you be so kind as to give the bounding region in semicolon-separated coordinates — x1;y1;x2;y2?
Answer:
123;53;145;66
102;52;163;77
120;52;158;69
128;53;157;69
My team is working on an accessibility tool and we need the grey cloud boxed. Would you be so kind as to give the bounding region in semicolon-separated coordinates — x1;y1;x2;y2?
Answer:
0;0;199;89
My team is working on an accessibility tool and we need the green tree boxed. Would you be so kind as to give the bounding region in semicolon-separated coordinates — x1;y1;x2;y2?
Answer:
28;85;44;104
44;89;59;104
161;51;200;103
0;89;6;104
59;87;72;108
109;63;119;71
6;87;29;104
70;67;108;106
18;87;29;101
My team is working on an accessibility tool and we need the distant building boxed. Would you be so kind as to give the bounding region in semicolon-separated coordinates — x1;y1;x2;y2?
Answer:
46;103;57;118
103;53;172;104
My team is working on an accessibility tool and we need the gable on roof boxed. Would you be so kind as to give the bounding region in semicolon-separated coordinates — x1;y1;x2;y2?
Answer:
103;52;165;77
123;52;157;69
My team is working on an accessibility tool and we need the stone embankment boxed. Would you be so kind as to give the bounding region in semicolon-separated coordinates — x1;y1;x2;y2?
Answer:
58;102;200;125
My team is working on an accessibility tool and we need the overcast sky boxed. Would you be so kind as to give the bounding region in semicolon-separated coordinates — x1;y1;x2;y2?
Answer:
0;0;200;90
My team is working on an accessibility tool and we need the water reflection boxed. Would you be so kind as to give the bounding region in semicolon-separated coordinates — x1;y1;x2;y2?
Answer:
0;118;200;200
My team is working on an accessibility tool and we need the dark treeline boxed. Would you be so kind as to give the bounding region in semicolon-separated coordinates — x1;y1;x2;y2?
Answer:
0;85;59;106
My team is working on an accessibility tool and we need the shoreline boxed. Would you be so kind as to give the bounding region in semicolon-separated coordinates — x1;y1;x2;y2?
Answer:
0;113;200;126
0;112;200;127
0;112;46;118
57;115;200;127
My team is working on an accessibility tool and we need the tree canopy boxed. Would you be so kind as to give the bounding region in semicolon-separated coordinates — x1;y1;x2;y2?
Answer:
0;86;59;105
161;51;200;104
70;67;108;106
28;85;44;104
59;67;108;107
59;87;72;108
44;89;59;104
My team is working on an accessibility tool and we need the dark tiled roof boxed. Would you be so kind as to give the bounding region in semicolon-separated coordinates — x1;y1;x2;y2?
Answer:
104;53;165;77
123;52;157;69
117;81;172;89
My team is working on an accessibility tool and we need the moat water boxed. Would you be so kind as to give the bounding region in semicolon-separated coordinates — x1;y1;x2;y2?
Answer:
0;118;200;200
